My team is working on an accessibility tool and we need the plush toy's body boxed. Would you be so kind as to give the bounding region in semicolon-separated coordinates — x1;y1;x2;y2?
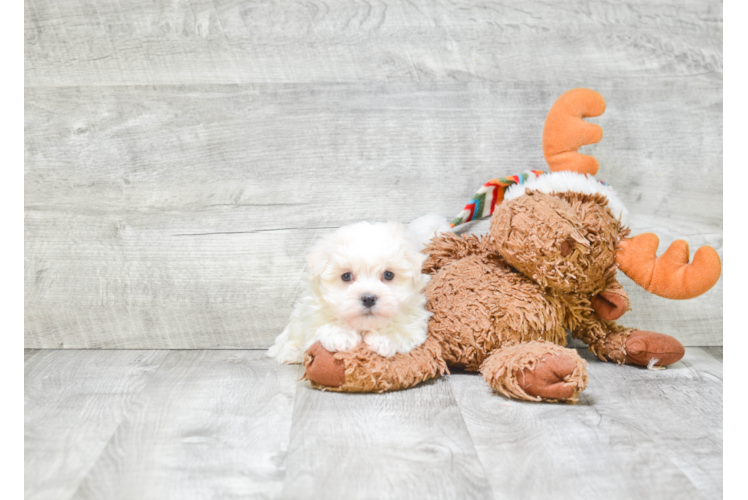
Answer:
303;89;722;403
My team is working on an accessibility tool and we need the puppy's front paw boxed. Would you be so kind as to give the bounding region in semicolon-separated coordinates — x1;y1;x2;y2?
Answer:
364;332;398;358
316;324;361;353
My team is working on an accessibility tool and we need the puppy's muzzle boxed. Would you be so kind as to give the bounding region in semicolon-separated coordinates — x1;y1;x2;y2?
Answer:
360;294;378;308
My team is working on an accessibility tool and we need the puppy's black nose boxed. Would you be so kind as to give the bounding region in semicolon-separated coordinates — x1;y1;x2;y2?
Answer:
361;294;377;308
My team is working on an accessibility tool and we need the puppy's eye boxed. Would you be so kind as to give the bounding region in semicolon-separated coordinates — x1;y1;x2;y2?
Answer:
341;272;353;282
383;271;395;281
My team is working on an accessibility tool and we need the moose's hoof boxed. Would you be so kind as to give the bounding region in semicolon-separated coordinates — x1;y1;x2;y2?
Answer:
304;342;346;388
518;353;583;401
625;330;685;367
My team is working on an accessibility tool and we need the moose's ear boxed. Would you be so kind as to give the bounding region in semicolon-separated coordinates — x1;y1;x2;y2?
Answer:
591;288;630;321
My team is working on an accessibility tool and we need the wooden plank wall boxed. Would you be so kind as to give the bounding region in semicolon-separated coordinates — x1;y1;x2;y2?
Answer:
25;0;723;348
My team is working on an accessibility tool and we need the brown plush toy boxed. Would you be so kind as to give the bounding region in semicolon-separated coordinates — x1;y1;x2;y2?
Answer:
303;88;722;403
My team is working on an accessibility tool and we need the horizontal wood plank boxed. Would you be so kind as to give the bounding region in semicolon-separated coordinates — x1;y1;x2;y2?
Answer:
25;0;722;349
25;0;722;87
25;82;722;348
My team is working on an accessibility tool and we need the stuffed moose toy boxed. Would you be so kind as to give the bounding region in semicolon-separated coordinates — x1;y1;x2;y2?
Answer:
303;88;722;403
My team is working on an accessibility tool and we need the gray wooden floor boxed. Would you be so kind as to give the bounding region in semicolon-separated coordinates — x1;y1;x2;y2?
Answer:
25;347;723;500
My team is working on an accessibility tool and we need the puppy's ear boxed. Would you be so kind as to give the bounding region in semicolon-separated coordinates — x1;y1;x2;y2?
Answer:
387;221;427;279
306;237;330;279
404;243;428;281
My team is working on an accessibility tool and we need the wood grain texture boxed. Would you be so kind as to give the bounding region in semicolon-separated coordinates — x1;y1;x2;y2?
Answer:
450;347;722;499
282;376;493;499
24;348;41;362
24;348;722;499
703;346;737;382
69;351;298;500
24;0;722;348
25;0;721;87
24;350;168;500
25;82;722;348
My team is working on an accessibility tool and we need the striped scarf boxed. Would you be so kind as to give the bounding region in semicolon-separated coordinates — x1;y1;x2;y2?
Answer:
450;170;545;228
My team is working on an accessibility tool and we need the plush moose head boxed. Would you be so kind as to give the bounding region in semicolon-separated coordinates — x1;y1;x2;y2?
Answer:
489;88;721;309
491;189;624;296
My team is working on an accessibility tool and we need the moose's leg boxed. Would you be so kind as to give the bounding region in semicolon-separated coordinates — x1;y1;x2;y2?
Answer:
422;232;491;275
303;335;448;393
575;321;685;367
480;341;588;403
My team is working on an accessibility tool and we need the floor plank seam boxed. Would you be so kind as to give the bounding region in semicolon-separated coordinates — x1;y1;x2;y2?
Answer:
446;375;499;500
277;364;305;500
63;351;172;500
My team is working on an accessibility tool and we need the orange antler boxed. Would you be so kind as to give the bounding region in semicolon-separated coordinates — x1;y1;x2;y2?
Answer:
543;88;606;176
617;233;721;300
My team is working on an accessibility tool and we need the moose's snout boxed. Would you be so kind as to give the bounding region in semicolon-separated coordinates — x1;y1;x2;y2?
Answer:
361;294;378;308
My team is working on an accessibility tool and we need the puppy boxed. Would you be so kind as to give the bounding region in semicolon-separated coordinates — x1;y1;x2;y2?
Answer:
268;217;449;364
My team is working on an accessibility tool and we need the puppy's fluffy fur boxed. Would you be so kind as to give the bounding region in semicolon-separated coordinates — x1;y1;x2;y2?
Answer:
268;217;450;364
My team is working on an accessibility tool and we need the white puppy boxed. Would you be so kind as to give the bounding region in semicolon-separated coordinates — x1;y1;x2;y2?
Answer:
268;216;450;364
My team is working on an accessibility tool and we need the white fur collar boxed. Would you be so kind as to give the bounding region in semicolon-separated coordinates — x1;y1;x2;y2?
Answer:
504;171;629;226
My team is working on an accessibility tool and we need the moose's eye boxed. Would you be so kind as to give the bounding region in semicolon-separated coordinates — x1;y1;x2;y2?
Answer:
560;237;576;257
383;271;395;281
341;272;353;282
